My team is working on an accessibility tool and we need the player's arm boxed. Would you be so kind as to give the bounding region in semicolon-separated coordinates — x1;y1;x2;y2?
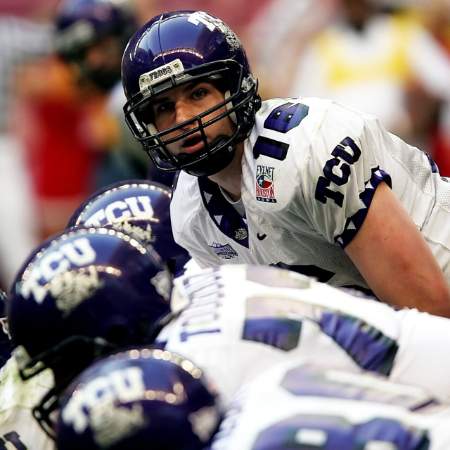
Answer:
345;181;450;316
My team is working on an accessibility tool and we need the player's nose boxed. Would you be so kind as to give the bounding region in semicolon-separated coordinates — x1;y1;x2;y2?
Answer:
174;100;196;127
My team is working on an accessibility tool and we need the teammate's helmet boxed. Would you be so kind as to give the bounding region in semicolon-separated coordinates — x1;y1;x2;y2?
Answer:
7;227;172;436
67;180;190;275
55;0;135;90
121;10;261;177
56;348;221;450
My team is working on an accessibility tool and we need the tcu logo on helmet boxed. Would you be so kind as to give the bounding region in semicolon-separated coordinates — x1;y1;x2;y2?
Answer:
188;11;217;31
188;11;240;50
62;366;146;446
20;238;97;304
83;196;155;227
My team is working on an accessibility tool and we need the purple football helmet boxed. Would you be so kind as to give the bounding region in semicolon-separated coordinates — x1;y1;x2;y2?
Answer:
56;348;221;450
7;227;173;436
66;180;190;275
55;0;136;90
121;10;261;177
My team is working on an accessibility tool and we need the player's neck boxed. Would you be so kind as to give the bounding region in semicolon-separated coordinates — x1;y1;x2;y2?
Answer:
207;143;243;201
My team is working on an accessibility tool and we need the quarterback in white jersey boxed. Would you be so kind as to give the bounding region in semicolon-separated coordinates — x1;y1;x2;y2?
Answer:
171;96;450;285
157;265;450;406
0;357;55;450
121;10;450;315
211;361;450;450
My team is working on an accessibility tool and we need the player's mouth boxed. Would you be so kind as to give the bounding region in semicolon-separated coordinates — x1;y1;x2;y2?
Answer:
181;134;205;154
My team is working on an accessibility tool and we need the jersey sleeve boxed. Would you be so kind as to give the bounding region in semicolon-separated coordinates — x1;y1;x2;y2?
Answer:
297;102;394;247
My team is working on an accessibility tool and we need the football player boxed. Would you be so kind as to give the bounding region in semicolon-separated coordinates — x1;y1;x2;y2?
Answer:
54;0;134;94
211;360;450;449
7;227;172;438
53;262;450;450
7;244;450;442
0;357;54;450
54;0;153;184
158;264;450;406
121;10;450;316
0;291;54;450
55;348;220;450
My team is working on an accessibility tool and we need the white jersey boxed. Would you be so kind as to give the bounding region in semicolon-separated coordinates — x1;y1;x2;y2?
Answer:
0;357;55;450
211;361;450;450
171;97;450;289
158;265;450;406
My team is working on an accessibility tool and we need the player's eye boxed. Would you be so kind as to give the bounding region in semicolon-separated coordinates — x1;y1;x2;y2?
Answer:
137;105;154;125
155;101;174;115
191;86;208;101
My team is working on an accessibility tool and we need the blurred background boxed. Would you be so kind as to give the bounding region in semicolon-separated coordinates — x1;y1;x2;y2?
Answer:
0;0;449;291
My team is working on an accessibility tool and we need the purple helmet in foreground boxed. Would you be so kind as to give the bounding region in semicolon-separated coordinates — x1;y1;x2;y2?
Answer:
56;348;221;450
7;227;172;436
67;180;190;275
121;10;261;177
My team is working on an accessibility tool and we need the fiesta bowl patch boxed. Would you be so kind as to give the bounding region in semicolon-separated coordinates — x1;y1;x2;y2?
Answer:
256;165;276;203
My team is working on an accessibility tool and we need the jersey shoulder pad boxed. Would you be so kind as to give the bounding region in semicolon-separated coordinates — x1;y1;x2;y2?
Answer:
0;357;53;413
246;98;323;211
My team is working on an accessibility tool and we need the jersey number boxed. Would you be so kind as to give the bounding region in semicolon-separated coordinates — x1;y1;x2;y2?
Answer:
253;104;336;283
253;102;309;160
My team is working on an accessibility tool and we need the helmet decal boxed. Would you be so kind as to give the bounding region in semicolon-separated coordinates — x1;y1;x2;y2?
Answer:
139;59;185;93
187;11;241;49
19;236;99;305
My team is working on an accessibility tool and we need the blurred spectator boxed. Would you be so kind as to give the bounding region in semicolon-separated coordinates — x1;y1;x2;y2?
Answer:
421;0;450;53
53;0;151;188
288;0;450;170
415;0;450;175
245;0;339;98
0;12;53;289
14;56;107;239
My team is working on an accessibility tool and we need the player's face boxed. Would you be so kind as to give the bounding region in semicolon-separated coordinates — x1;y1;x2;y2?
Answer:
150;81;235;156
